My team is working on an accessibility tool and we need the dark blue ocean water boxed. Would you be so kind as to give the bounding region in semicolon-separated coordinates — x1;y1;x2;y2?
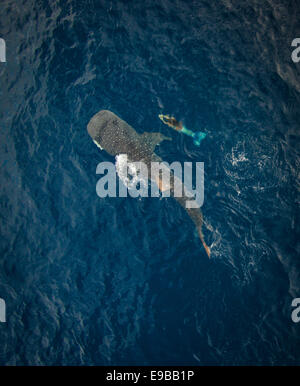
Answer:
0;0;300;365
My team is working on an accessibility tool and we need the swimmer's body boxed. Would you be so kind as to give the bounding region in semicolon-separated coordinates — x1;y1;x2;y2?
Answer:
159;115;183;131
159;114;207;146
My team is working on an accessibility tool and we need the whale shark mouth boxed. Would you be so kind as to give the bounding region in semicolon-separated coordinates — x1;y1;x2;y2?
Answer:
93;139;103;150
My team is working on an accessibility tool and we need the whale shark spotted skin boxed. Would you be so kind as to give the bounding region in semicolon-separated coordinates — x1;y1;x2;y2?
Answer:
87;110;210;257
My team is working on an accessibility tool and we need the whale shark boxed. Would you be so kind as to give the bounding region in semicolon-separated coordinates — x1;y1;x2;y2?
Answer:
87;110;210;257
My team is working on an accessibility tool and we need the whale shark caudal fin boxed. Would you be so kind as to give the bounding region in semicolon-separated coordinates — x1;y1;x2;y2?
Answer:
164;179;211;259
176;196;211;258
192;218;211;258
191;215;211;258
198;229;211;258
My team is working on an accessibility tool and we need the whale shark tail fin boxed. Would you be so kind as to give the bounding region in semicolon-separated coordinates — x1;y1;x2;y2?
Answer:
199;230;211;258
178;199;211;258
193;216;211;258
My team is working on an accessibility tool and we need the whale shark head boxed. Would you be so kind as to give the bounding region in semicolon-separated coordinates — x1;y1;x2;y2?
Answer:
87;110;135;156
87;109;170;161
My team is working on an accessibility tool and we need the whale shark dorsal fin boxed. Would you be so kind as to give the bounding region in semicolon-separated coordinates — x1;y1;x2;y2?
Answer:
141;132;171;152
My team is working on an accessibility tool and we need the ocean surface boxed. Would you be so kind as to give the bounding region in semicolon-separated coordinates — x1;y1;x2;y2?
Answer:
0;0;300;365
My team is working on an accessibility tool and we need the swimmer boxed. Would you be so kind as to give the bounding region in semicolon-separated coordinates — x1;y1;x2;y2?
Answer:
159;114;207;146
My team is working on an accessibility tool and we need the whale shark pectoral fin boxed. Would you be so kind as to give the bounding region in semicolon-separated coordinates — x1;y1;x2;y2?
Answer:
93;139;103;150
141;132;171;152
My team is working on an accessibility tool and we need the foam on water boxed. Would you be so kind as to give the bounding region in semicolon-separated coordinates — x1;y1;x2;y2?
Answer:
115;154;149;193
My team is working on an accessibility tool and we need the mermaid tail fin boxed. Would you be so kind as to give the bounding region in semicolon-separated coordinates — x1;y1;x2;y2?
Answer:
192;131;207;146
